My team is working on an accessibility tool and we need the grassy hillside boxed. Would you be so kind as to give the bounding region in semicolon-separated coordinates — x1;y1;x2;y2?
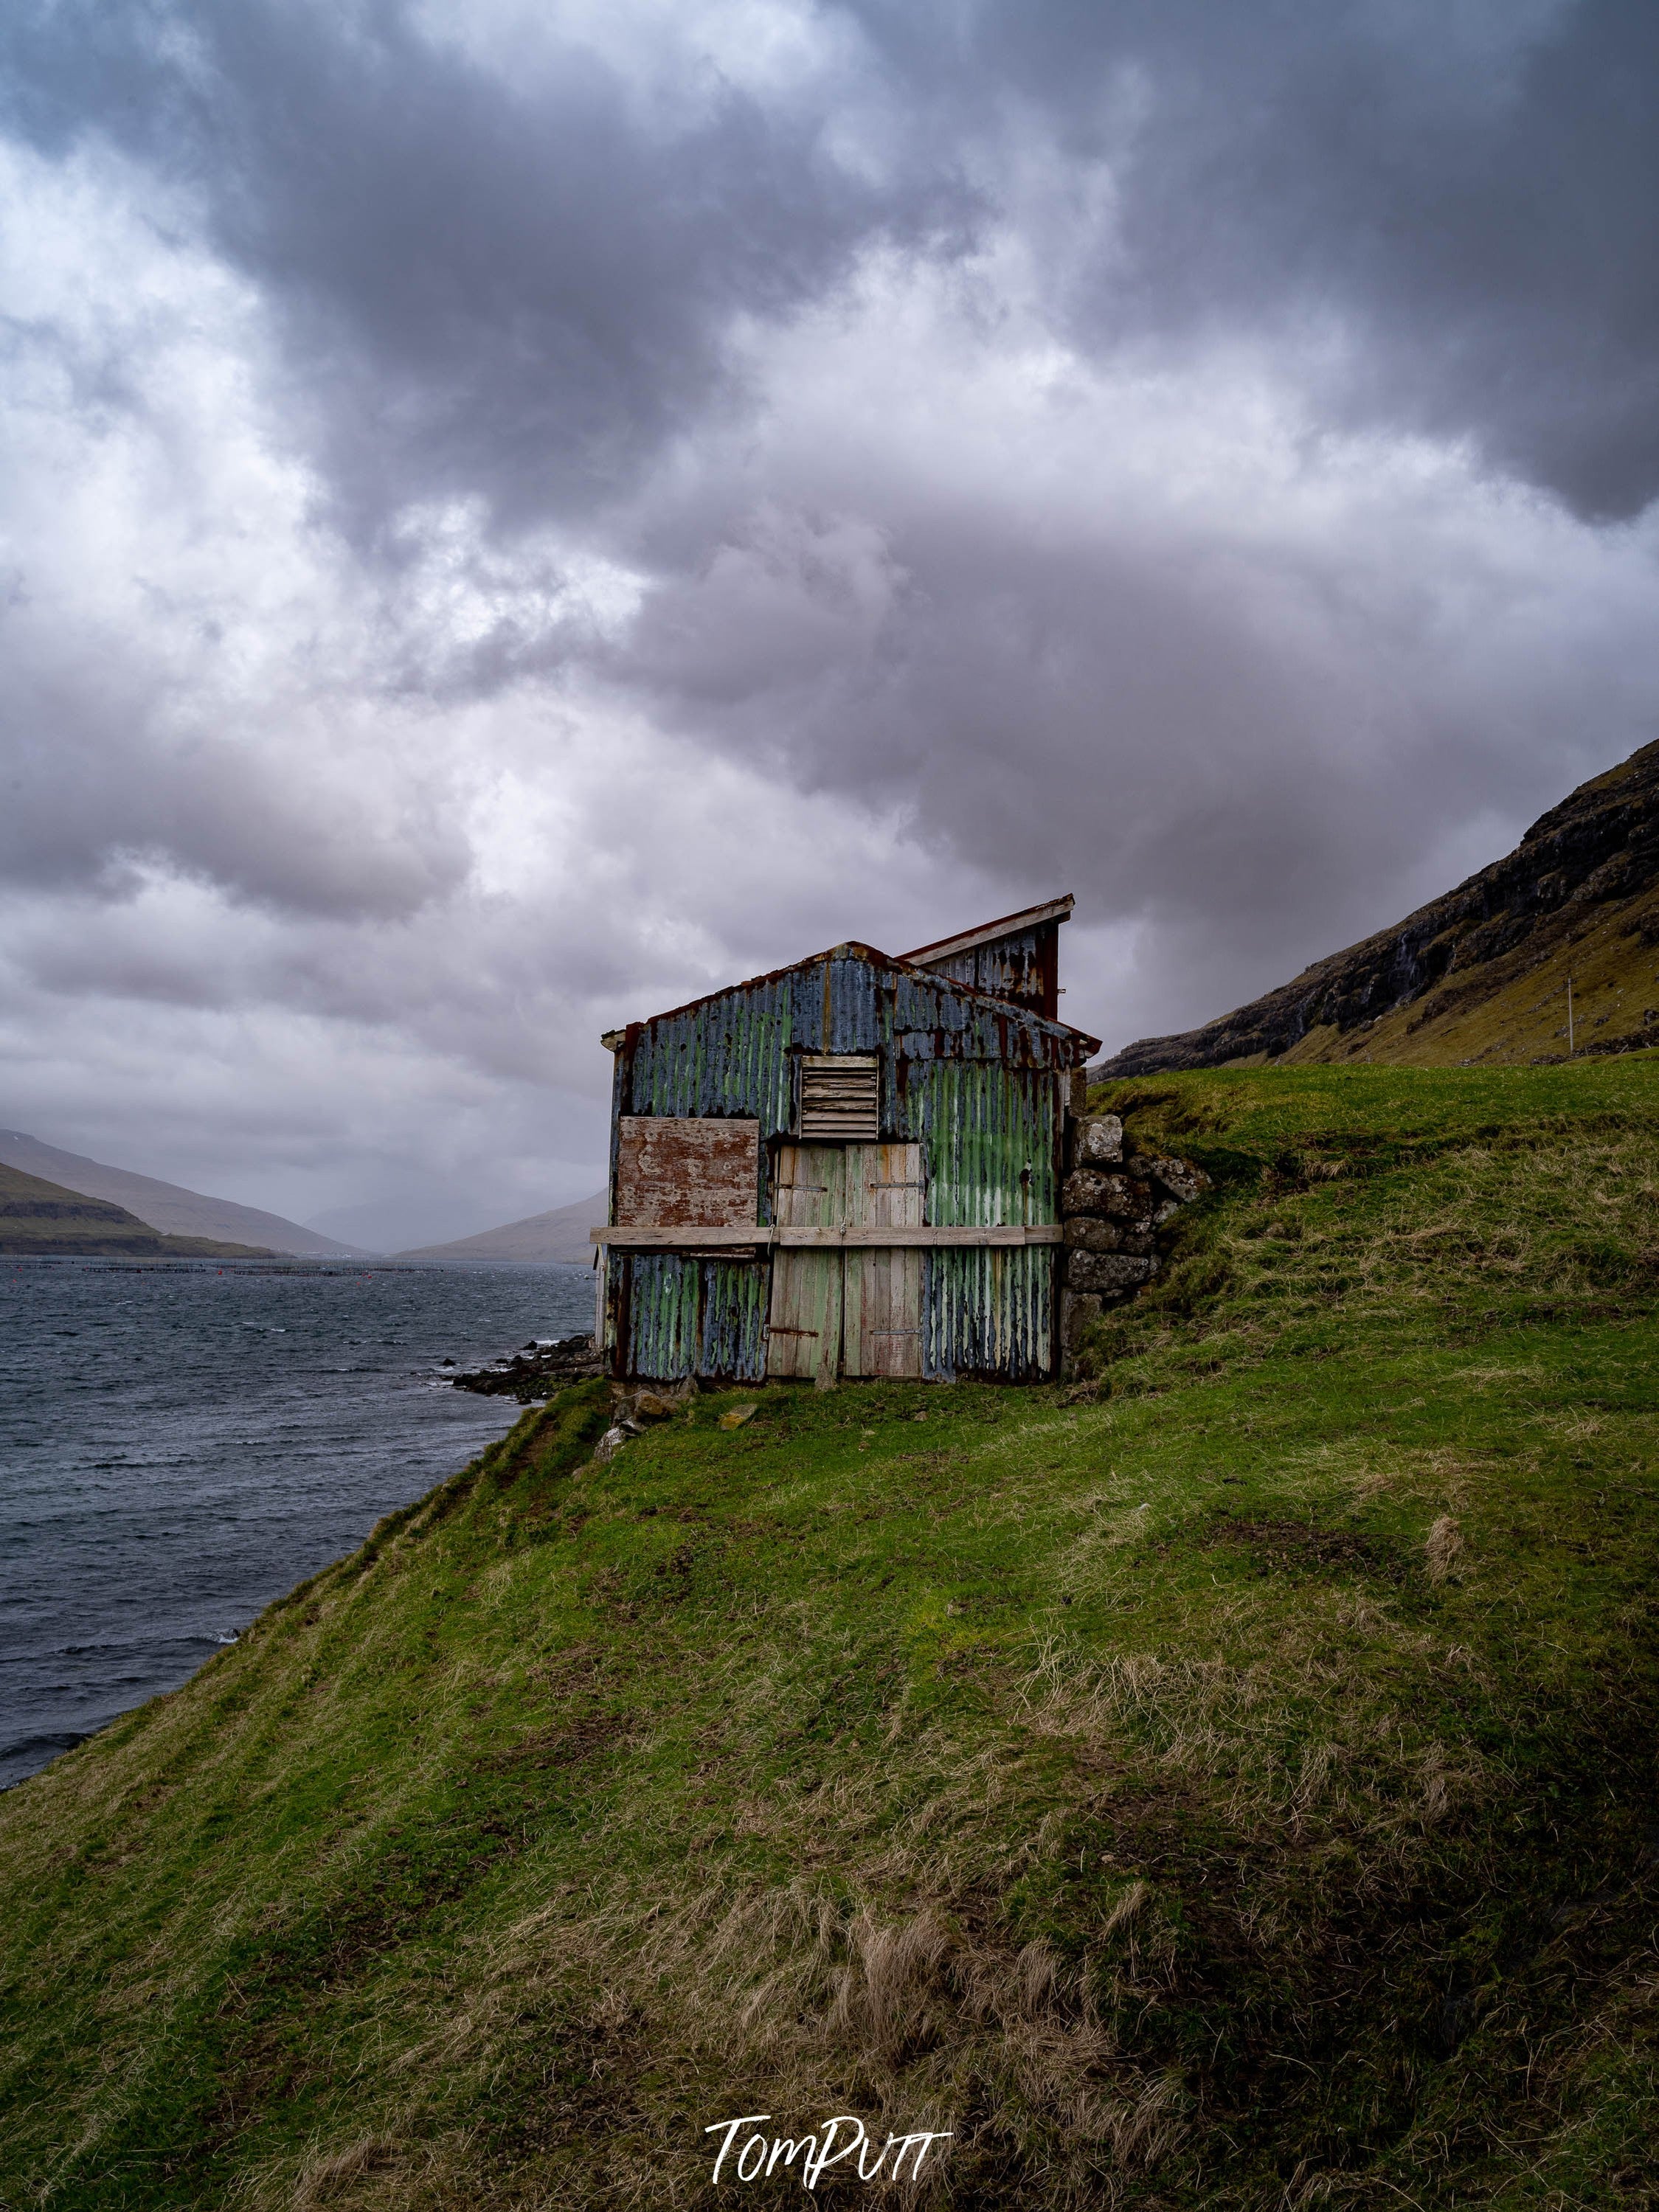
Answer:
0;1162;273;1259
4;1061;1658;2208
0;1133;344;1256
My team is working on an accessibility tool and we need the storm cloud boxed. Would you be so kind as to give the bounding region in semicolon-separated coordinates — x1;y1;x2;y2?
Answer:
1;0;1656;1239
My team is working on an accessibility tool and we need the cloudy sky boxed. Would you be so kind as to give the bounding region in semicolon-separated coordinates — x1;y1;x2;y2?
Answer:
2;0;1657;1246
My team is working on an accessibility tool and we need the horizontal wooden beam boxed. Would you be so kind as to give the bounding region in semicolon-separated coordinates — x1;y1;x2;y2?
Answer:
591;1224;1064;1250
597;1225;768;1249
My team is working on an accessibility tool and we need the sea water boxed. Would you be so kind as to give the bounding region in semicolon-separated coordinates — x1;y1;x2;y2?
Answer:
0;1255;596;1789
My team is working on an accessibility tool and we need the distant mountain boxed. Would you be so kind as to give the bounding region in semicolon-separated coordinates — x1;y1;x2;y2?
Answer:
1098;739;1659;1075
394;1191;607;1264
305;1196;499;1255
0;1163;273;1258
0;1131;364;1257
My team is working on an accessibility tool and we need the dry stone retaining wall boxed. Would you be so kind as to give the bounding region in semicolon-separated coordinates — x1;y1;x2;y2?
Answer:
1058;1114;1211;1373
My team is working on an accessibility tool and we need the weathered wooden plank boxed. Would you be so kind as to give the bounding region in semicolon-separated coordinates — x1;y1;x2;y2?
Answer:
799;1055;880;1143
843;1143;924;1378
614;1117;759;1228
766;1145;845;1382
592;1226;768;1248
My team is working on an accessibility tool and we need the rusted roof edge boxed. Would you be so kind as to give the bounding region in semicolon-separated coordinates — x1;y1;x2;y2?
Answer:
898;893;1074;968
598;937;1100;1055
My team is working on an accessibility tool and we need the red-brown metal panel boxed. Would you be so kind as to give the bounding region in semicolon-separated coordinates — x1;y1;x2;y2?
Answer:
615;1117;760;1227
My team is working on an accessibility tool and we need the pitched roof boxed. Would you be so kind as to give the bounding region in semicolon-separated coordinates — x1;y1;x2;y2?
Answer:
899;894;1074;968
601;936;1101;1056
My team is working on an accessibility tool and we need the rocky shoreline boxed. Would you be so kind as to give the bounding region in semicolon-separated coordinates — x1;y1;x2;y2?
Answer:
448;1332;604;1402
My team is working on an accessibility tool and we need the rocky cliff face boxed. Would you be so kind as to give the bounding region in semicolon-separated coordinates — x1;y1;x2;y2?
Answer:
1100;739;1659;1074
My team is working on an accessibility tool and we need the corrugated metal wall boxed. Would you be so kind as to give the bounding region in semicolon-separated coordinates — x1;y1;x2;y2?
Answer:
620;1253;769;1381
895;1057;1059;1381
919;920;1056;1019
895;1058;1059;1224
922;1249;1052;1381
605;946;1083;1382
623;951;1074;1154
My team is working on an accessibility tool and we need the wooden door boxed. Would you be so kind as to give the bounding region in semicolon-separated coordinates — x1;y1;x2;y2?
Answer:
843;1144;926;1377
766;1146;845;1383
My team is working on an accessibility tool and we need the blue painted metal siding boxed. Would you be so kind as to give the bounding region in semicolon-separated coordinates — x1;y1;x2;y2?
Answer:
624;952;1079;1134
923;1249;1052;1381
621;1252;769;1381
923;922;1054;1017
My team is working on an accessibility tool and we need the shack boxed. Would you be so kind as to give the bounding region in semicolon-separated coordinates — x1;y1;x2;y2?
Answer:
591;896;1101;1384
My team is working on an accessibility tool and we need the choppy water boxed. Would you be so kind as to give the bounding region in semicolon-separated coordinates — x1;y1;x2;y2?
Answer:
0;1255;596;1789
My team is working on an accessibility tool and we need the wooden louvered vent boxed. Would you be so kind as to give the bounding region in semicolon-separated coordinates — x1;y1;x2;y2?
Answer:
798;1055;879;1143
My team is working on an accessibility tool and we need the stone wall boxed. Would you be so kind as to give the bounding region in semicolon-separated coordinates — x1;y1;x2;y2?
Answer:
1057;1114;1211;1373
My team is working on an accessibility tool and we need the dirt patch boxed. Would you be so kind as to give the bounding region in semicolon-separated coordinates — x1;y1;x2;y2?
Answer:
477;1712;633;1775
1200;1518;1402;1578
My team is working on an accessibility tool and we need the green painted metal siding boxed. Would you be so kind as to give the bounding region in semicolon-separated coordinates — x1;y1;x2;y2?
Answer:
894;1058;1059;1227
922;1247;1053;1381
620;1253;769;1381
893;1056;1060;1380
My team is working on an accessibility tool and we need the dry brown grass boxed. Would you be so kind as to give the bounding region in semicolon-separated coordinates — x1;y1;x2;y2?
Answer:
1424;1514;1464;1584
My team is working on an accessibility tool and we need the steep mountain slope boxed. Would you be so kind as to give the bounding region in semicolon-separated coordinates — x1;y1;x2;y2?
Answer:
0;1131;363;1256
4;1058;1658;2210
1101;738;1659;1074
394;1191;607;1263
0;1164;272;1258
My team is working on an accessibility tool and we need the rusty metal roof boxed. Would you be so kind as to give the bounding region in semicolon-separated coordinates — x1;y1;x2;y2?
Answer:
602;936;1101;1058
899;894;1074;968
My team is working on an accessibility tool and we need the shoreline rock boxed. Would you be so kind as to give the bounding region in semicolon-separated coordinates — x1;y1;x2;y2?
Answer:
451;1333;603;1402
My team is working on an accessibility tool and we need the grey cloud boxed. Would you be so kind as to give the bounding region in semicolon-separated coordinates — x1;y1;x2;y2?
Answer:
1;0;971;540
610;431;1659;1035
9;0;1656;544
4;0;1659;1216
1;633;471;918
851;0;1659;520
614;496;1552;1030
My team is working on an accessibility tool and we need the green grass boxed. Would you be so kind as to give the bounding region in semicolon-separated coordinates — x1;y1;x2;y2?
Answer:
4;1061;1659;2208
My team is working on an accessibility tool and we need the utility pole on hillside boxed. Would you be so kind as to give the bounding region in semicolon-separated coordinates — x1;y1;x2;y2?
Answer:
1567;975;1575;1057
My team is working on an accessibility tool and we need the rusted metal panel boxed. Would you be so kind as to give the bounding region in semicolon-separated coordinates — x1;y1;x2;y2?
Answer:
766;1145;844;1382
615;1117;759;1227
843;1143;925;1378
899;895;1072;1021
921;923;1059;1021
